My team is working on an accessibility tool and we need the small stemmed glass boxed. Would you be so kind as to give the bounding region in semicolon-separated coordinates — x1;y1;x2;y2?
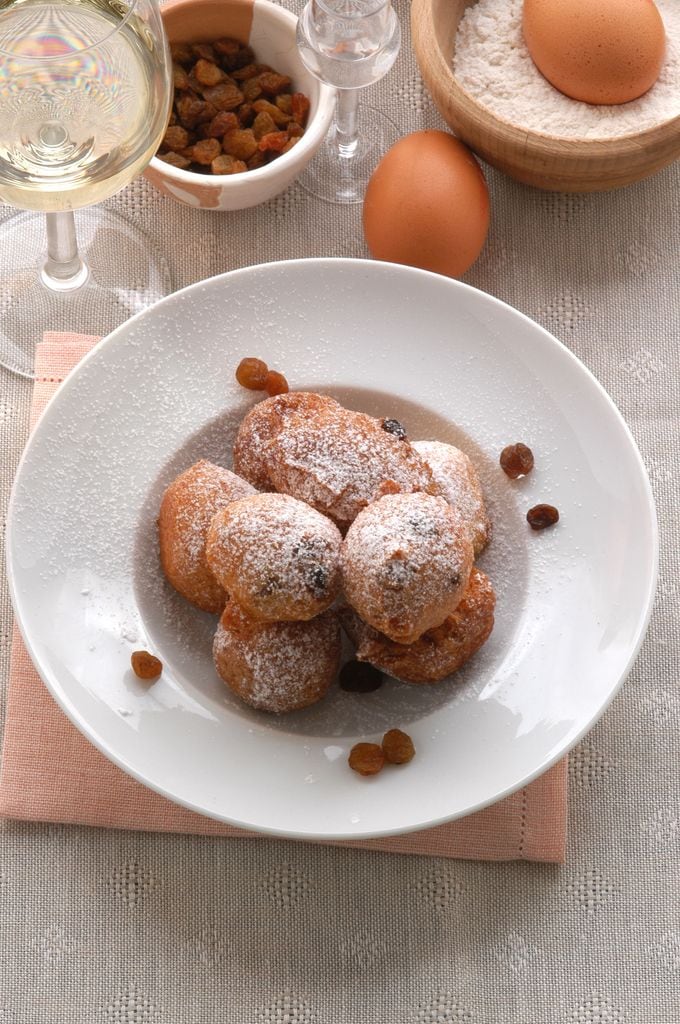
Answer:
0;0;172;378
296;0;401;204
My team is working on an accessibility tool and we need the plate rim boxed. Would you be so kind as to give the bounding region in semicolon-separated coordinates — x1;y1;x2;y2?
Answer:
6;257;660;839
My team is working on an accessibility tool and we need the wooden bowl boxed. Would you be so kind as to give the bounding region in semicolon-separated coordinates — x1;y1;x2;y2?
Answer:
411;0;680;192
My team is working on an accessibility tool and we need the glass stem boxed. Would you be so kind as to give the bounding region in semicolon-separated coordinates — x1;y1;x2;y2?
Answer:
335;88;360;159
41;211;89;292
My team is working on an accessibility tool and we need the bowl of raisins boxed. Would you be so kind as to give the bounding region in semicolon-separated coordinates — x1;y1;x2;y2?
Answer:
145;0;335;210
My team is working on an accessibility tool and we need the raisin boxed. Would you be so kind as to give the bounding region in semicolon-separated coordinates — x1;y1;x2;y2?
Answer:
526;504;559;530
252;98;291;126
264;369;289;396
339;661;384;693
252;110;277;139
191;42;216;62
500;443;534;479
258;71;291;96
308;565;328;592
348;742;385;776
206;111;239;138
170;42;193;64
381;418;408;440
203;81;244;111
223;128;258;160
188;137;222;165
276;93;293;115
236;357;268;389
242;76;263;102
158;152;191;169
291;92;311;126
382;729;415;764
193;57;225;88
211;154;247;175
131;650;162;680
172;63;191;90
258;130;289;153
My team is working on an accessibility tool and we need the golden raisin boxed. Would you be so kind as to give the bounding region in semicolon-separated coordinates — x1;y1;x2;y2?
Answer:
527;503;559;530
264;369;289;396
382;729;415;765
348;742;385;776
500;443;534;479
131;650;163;680
188;137;222;165
236;357;269;390
258;130;289;153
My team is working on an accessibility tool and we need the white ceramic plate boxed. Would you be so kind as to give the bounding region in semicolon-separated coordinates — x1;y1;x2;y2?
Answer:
7;259;657;839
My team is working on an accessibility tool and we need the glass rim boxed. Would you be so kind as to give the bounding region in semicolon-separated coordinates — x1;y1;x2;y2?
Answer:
312;0;391;20
0;0;142;60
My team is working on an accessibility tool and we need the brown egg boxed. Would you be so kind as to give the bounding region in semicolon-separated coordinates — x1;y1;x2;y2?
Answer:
362;130;490;279
523;0;666;105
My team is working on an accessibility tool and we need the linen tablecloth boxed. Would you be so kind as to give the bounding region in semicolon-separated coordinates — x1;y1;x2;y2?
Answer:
1;0;679;1019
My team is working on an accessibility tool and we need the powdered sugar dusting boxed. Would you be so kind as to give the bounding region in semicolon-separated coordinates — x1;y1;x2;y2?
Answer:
266;404;435;528
454;0;680;139
341;492;474;643
213;605;341;713
163;460;255;571
207;492;342;619
413;439;490;556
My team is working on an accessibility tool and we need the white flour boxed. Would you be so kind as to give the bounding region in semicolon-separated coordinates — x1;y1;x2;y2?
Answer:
454;0;680;139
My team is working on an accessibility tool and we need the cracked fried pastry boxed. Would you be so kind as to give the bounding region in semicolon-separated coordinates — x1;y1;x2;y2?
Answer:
340;567;496;684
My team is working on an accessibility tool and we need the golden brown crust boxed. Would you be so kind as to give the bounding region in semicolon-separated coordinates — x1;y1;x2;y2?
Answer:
205;492;342;622
213;600;341;713
233;391;436;531
340;492;474;644
413;439;491;556
232;392;341;491
158;460;255;613
340;567;496;684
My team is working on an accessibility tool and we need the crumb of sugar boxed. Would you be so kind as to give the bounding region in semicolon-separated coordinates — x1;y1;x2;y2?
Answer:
454;0;680;139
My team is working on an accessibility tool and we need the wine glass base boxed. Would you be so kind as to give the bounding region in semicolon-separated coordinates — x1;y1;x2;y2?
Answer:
299;105;400;205
0;207;172;379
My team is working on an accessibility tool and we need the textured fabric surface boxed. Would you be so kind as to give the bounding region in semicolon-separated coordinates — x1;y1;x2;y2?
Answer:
0;0;679;1018
0;332;567;863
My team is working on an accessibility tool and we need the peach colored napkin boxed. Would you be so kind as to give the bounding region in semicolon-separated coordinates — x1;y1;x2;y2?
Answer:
0;332;567;861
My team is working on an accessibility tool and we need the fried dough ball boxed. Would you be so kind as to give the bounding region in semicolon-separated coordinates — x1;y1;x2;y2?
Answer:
233;391;340;490
412;440;491;556
205;492;342;622
159;460;255;613
340;492;474;644
340;567;496;683
213;601;341;713
263;400;435;531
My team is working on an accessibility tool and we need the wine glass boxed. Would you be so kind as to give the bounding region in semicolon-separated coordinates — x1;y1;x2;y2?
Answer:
296;0;401;204
0;0;172;378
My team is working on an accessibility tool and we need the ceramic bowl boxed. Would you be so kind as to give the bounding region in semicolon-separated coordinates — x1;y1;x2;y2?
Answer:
411;0;680;192
145;0;335;210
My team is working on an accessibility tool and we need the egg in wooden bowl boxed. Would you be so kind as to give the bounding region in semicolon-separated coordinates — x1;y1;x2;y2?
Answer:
410;0;680;192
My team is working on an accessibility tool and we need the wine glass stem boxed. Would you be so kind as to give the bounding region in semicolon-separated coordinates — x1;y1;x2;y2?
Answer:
335;88;360;159
41;211;89;292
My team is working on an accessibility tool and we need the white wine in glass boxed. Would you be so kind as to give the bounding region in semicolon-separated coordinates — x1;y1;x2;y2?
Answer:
0;0;173;377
